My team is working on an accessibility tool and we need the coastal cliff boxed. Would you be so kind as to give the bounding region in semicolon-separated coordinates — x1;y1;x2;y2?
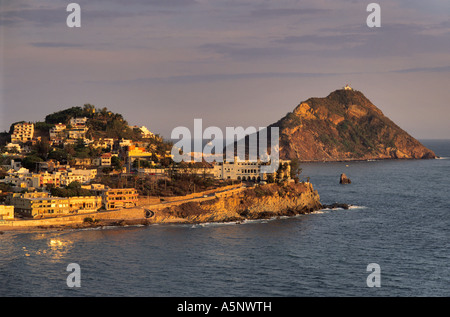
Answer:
150;182;322;224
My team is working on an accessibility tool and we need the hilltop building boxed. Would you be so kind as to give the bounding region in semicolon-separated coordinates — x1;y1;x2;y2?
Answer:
344;84;353;91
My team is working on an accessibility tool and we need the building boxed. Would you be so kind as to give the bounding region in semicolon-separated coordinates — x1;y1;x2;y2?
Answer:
49;123;67;140
137;168;165;175
93;153;112;167
67;128;88;140
60;169;97;186
31;171;62;188
4;143;21;153
138;126;154;138
213;157;291;182
0;205;14;220
11;123;34;143
73;158;92;168
7;192;67;218
7;192;102;218
101;188;138;210
344;84;353;91
92;138;114;149
69;117;88;127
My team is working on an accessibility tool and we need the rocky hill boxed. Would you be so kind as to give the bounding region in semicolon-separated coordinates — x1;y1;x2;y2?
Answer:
268;88;436;161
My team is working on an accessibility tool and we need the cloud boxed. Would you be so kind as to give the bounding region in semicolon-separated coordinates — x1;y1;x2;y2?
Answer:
0;7;64;27
90;70;363;86
392;65;450;73
250;7;330;18
30;42;85;48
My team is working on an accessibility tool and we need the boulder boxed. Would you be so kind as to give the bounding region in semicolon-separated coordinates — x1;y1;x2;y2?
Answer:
340;173;351;184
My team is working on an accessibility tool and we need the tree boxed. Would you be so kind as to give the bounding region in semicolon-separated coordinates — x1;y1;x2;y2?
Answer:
34;138;51;160
111;156;123;171
290;158;302;182
22;155;43;171
48;148;68;163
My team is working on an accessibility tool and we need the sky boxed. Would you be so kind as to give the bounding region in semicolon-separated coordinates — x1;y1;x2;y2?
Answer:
1;0;449;140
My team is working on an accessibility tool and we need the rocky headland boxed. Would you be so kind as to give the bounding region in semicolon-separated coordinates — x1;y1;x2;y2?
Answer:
151;182;322;224
237;88;436;162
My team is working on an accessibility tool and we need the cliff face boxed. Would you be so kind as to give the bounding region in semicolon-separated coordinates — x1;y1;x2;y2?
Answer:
269;89;436;161
152;182;322;224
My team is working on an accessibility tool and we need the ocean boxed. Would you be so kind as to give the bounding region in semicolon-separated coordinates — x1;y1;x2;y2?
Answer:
0;140;449;297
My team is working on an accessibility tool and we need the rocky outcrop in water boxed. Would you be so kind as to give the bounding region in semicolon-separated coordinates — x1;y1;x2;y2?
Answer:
340;173;351;184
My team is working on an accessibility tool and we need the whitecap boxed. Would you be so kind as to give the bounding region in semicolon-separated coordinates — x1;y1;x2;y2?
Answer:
348;205;367;210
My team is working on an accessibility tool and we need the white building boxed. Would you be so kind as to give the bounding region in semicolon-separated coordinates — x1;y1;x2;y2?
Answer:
49;123;66;140
344;84;353;91
69;117;88;127
213;157;291;182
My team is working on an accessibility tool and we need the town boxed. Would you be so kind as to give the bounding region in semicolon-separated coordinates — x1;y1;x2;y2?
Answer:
0;105;297;222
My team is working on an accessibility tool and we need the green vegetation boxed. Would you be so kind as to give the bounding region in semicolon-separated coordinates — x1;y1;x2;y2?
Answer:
49;181;94;197
83;217;99;224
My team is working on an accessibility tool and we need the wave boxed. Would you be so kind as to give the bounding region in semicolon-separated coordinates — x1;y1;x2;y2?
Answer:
348;205;367;210
311;210;328;214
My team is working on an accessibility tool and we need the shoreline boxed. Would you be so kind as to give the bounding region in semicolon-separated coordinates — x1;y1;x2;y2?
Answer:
296;156;439;163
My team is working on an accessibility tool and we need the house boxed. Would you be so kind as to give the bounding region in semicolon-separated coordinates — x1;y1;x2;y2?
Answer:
69;117;88;128
49;123;66;140
4;143;21;153
59;169;97;186
0;205;14;220
73;157;92;167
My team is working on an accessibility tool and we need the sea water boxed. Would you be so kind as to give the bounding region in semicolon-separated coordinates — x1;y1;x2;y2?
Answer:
0;140;449;297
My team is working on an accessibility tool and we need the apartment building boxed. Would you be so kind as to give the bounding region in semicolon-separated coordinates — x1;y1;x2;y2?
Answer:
11;123;34;143
101;188;138;210
8;192;102;218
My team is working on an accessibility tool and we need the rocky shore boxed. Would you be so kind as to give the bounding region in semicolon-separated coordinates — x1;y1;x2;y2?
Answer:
150;182;322;224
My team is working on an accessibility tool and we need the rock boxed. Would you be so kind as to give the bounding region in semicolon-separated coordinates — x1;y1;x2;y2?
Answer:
340;173;351;184
322;203;350;210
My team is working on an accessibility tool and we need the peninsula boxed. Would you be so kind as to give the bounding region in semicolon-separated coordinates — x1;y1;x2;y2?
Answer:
0;86;435;231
